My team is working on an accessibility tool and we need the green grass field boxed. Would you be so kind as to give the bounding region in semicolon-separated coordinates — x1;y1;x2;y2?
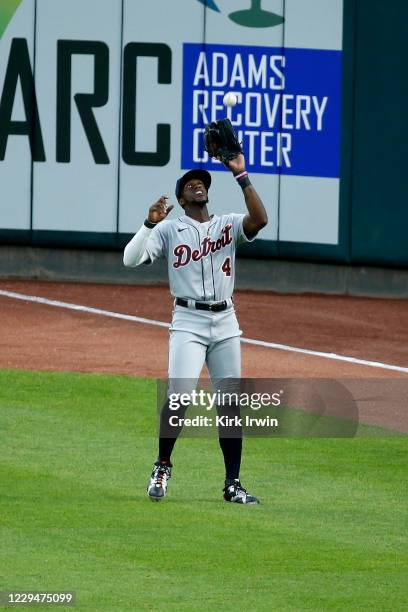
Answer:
1;370;407;610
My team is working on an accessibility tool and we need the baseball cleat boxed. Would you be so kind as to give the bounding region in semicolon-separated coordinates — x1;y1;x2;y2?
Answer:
223;479;260;505
147;461;172;501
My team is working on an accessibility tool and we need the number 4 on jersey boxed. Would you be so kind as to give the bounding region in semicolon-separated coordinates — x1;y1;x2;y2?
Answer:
222;257;231;277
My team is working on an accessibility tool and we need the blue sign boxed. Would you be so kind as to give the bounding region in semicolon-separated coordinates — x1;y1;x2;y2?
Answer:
181;43;342;178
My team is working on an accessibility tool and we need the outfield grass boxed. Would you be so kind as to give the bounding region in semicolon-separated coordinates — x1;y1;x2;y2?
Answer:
1;369;407;611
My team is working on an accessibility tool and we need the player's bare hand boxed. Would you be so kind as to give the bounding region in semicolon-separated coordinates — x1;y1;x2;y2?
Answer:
148;196;174;224
224;153;246;175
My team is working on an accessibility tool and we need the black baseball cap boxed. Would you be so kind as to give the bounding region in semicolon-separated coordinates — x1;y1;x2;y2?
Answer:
175;169;211;201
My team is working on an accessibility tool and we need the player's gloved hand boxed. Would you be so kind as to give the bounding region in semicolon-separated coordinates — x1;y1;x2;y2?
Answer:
148;196;174;224
204;118;243;165
203;119;246;176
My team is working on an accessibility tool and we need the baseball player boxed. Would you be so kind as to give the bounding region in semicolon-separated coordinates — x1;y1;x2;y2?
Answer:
123;152;267;504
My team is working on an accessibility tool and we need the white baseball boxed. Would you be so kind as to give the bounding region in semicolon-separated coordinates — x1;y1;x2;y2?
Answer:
223;92;237;107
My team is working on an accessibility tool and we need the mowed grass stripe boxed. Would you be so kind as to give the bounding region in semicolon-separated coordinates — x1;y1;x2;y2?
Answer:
1;370;407;611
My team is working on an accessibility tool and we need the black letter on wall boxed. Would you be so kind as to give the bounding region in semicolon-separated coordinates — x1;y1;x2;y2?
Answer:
0;38;45;161
57;40;109;163
122;42;171;166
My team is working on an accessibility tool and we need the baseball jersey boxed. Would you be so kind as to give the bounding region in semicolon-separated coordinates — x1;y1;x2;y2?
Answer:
145;213;254;301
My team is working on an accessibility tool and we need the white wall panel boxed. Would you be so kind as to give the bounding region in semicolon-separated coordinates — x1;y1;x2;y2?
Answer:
0;0;34;229
279;176;339;244
118;0;204;233
278;0;343;243
32;0;122;231
284;0;343;51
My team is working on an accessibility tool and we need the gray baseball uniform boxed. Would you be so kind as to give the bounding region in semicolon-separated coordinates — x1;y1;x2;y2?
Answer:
123;212;254;384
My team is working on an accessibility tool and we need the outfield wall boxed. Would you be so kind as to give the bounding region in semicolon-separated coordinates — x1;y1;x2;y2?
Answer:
2;245;408;299
0;0;407;267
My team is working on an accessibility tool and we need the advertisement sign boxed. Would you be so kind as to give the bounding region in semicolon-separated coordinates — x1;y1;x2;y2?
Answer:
0;0;344;245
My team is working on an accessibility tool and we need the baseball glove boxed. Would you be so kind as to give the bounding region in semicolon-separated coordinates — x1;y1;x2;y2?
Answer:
203;118;243;164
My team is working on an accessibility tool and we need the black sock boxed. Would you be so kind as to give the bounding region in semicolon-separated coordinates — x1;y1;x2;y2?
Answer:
157;399;187;463
158;438;177;465
219;436;242;480
216;402;242;480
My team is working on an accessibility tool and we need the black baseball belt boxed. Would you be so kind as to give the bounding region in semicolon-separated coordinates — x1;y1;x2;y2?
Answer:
175;297;231;312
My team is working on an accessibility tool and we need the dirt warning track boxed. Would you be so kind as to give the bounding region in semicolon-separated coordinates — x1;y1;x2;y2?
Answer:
0;280;407;431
